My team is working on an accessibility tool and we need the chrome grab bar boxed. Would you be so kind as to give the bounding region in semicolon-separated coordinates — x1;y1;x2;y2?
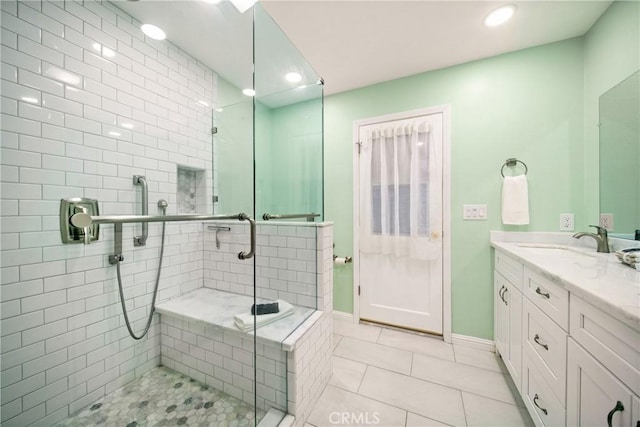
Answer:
70;212;256;260
133;175;148;247
262;212;320;221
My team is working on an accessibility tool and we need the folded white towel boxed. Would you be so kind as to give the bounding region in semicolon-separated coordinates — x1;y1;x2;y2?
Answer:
233;300;294;332
502;174;530;225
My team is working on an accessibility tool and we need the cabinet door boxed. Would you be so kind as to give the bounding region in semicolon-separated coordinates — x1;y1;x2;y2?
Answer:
495;271;509;357
633;395;640;427
567;338;634;427
505;280;522;392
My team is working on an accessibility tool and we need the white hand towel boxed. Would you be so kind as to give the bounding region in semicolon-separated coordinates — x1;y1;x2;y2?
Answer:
233;300;294;333
502;174;530;225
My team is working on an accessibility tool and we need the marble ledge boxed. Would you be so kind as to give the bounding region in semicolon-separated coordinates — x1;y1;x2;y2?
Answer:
490;233;640;331
156;288;317;350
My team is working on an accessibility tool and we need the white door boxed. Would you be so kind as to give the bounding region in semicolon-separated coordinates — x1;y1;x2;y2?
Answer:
356;110;444;334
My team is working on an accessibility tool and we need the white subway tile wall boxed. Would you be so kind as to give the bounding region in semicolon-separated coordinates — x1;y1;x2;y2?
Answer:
0;1;215;425
164;222;334;425
204;222;324;309
160;315;288;413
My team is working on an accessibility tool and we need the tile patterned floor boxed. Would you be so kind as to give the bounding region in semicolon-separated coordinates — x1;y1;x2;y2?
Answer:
59;318;533;427
58;366;264;427
304;318;534;427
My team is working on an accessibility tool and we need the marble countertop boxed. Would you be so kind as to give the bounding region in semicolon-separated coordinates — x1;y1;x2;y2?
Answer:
491;235;640;331
156;288;316;349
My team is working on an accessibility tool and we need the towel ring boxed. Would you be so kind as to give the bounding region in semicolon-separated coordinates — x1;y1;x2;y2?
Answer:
501;158;528;177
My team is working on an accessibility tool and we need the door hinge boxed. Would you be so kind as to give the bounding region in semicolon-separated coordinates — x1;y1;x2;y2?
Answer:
355;141;362;154
358;286;361;296
211;126;218;135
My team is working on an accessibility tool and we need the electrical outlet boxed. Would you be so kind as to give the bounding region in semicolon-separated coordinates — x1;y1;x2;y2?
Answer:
599;213;614;231
463;204;487;220
560;213;574;231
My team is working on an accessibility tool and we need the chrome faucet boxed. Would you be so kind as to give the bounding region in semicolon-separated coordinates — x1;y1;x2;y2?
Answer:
572;225;610;253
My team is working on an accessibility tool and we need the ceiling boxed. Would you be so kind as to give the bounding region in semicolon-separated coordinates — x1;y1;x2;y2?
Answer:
116;0;612;100
261;0;612;95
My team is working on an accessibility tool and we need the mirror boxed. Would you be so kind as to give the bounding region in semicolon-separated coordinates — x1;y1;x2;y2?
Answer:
599;70;640;240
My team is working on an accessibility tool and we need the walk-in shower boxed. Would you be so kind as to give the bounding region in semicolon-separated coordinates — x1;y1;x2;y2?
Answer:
0;1;330;426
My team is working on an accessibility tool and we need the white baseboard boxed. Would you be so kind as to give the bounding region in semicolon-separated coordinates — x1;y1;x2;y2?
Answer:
332;311;354;321
451;333;495;352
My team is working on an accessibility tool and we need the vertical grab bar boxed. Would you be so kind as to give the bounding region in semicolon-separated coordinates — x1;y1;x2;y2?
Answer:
238;214;256;260
133;175;148;246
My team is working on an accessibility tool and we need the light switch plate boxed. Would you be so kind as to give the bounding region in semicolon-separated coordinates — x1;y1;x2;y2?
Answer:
463;204;487;220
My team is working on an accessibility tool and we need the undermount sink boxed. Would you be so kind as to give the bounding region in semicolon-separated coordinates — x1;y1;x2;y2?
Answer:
516;243;596;257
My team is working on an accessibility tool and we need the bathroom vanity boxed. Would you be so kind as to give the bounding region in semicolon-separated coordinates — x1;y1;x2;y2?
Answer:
491;234;640;427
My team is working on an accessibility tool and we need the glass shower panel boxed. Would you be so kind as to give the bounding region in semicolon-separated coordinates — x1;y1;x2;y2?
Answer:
253;4;324;222
213;97;254;215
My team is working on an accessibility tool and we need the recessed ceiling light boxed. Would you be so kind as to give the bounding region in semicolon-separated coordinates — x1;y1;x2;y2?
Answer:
285;72;302;83
141;24;166;40
242;88;255;97
484;5;516;27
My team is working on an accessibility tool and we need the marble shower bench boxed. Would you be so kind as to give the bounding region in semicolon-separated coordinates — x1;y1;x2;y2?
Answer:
156;287;332;426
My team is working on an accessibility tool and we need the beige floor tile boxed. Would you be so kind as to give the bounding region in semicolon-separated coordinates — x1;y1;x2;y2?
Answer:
306;385;406;427
378;328;455;362
406;412;452;426
411;353;519;406
330;356;367;393
334;337;413;375
461;392;533;426
358;366;466;427
453;345;507;373
333;318;382;343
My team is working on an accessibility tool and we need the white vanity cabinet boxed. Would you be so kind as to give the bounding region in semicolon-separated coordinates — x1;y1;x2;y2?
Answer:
567;338;636;427
492;244;640;427
567;295;640;427
494;250;524;392
521;267;569;426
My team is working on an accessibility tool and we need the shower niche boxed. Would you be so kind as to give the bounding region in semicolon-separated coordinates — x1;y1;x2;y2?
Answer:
176;165;208;214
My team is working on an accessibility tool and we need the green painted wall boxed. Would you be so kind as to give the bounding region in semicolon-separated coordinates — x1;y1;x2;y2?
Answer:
583;1;640;230
326;1;640;340
325;38;586;339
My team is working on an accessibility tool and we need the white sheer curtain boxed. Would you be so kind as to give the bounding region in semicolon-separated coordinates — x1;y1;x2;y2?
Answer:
360;120;441;260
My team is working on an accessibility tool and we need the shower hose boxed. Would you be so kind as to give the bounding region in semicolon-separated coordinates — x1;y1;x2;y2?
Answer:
115;207;167;340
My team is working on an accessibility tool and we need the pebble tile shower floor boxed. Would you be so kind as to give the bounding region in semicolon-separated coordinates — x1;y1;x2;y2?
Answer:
58;367;265;427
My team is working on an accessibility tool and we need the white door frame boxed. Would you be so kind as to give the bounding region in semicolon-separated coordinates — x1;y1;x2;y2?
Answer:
352;105;452;343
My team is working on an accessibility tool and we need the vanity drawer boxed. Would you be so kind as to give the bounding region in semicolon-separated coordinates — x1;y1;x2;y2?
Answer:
523;353;566;427
570;295;640;394
523;267;568;331
524;298;567;406
495;250;523;291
